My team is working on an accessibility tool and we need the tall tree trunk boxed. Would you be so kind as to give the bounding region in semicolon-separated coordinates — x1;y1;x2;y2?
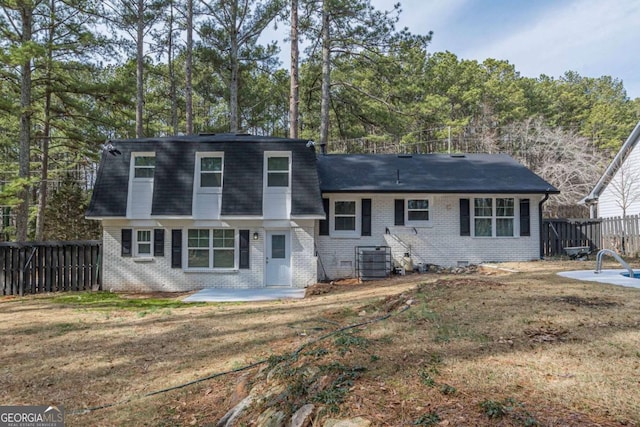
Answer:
135;0;144;138
16;3;34;242
289;0;299;139
36;0;55;241
168;0;178;134
185;0;193;134
319;0;330;152
229;2;239;133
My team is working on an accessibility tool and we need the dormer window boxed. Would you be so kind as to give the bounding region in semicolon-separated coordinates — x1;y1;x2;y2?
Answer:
266;155;290;187
133;155;155;178
196;153;223;192
199;155;223;188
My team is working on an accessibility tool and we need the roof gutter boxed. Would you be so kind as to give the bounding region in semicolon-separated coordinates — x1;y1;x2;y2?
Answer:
579;120;640;206
538;191;550;259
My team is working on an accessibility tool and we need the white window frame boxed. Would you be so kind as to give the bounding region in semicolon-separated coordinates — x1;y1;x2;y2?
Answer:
264;151;291;190
185;228;237;270
472;197;516;238
330;198;360;237
196;152;224;193
406;198;432;226
134;229;152;257
132;152;156;180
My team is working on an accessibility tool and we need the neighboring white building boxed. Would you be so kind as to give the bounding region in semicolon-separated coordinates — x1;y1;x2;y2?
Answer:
87;134;558;292
581;121;640;219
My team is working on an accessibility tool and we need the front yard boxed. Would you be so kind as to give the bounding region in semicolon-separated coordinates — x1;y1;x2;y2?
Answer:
1;260;639;426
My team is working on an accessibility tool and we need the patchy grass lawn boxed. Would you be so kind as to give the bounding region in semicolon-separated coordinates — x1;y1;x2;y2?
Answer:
1;259;639;426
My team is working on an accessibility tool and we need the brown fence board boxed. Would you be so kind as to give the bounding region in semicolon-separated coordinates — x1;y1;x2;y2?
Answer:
542;219;602;257
543;215;640;258
0;241;101;296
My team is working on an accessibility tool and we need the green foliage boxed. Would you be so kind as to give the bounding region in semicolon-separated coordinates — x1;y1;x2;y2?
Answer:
333;331;370;356
43;176;100;241
480;398;539;426
413;412;440;426
50;291;205;311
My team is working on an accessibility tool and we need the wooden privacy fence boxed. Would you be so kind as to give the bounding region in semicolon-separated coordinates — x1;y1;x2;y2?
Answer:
599;215;640;256
542;219;601;257
1;240;101;296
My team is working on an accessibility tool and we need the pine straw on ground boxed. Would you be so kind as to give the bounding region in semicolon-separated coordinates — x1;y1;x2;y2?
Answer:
1;259;639;426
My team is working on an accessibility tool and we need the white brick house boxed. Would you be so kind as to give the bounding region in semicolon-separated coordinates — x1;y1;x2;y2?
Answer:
315;154;557;280
87;134;558;292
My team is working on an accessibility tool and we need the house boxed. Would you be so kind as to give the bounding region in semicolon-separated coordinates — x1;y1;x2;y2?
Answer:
87;134;558;292
581;121;640;219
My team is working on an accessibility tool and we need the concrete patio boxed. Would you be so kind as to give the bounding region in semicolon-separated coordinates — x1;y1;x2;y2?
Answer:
182;287;306;302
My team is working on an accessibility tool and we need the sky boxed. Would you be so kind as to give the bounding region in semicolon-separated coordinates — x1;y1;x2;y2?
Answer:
368;0;640;99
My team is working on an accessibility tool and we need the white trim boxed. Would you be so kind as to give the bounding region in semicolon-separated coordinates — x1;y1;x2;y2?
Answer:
195;152;224;193
330;197;361;238
405;197;432;227
183;227;238;271
264;229;292;287
134;229;153;258
131;152;156;181
471;196;518;238
264;151;292;191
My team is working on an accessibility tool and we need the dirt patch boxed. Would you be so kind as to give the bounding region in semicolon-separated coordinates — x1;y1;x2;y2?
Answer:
524;323;570;343
554;295;622;308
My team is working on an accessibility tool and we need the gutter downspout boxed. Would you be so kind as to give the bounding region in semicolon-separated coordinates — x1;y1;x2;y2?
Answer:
539;191;550;259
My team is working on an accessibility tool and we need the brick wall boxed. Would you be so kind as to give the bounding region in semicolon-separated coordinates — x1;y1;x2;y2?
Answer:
316;194;543;280
101;220;315;291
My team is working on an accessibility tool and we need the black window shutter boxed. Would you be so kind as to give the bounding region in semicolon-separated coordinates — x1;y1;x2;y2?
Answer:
154;229;165;256
121;229;132;257
319;198;330;236
171;229;182;268
460;199;470;236
239;230;250;269
520;199;531;236
394;199;405;226
361;199;372;236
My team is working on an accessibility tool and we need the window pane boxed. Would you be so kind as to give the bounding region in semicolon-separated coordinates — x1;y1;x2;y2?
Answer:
201;172;222;187
474;198;492;216
475;218;492;236
271;235;285;259
138;243;151;254
335;216;356;231
496;198;514;217
267;157;289;171
335;201;356;215
497;218;514;236
201;157;222;172
408;199;429;210
408;211;429;221
188;229;209;248
135;157;155;167
134;167;154;178
137;230;151;242
213;249;234;268
267;172;289;187
188;249;209;268
213;229;234;248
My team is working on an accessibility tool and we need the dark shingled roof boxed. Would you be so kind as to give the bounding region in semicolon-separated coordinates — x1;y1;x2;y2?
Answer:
86;134;325;218
317;153;559;194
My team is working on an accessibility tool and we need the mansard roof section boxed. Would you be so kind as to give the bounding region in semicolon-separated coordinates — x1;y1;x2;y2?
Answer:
317;153;559;194
85;134;325;218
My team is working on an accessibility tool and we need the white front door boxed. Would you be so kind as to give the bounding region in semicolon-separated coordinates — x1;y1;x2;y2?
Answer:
266;231;291;286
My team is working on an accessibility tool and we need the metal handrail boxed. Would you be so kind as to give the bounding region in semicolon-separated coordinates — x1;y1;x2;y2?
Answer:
594;249;634;277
